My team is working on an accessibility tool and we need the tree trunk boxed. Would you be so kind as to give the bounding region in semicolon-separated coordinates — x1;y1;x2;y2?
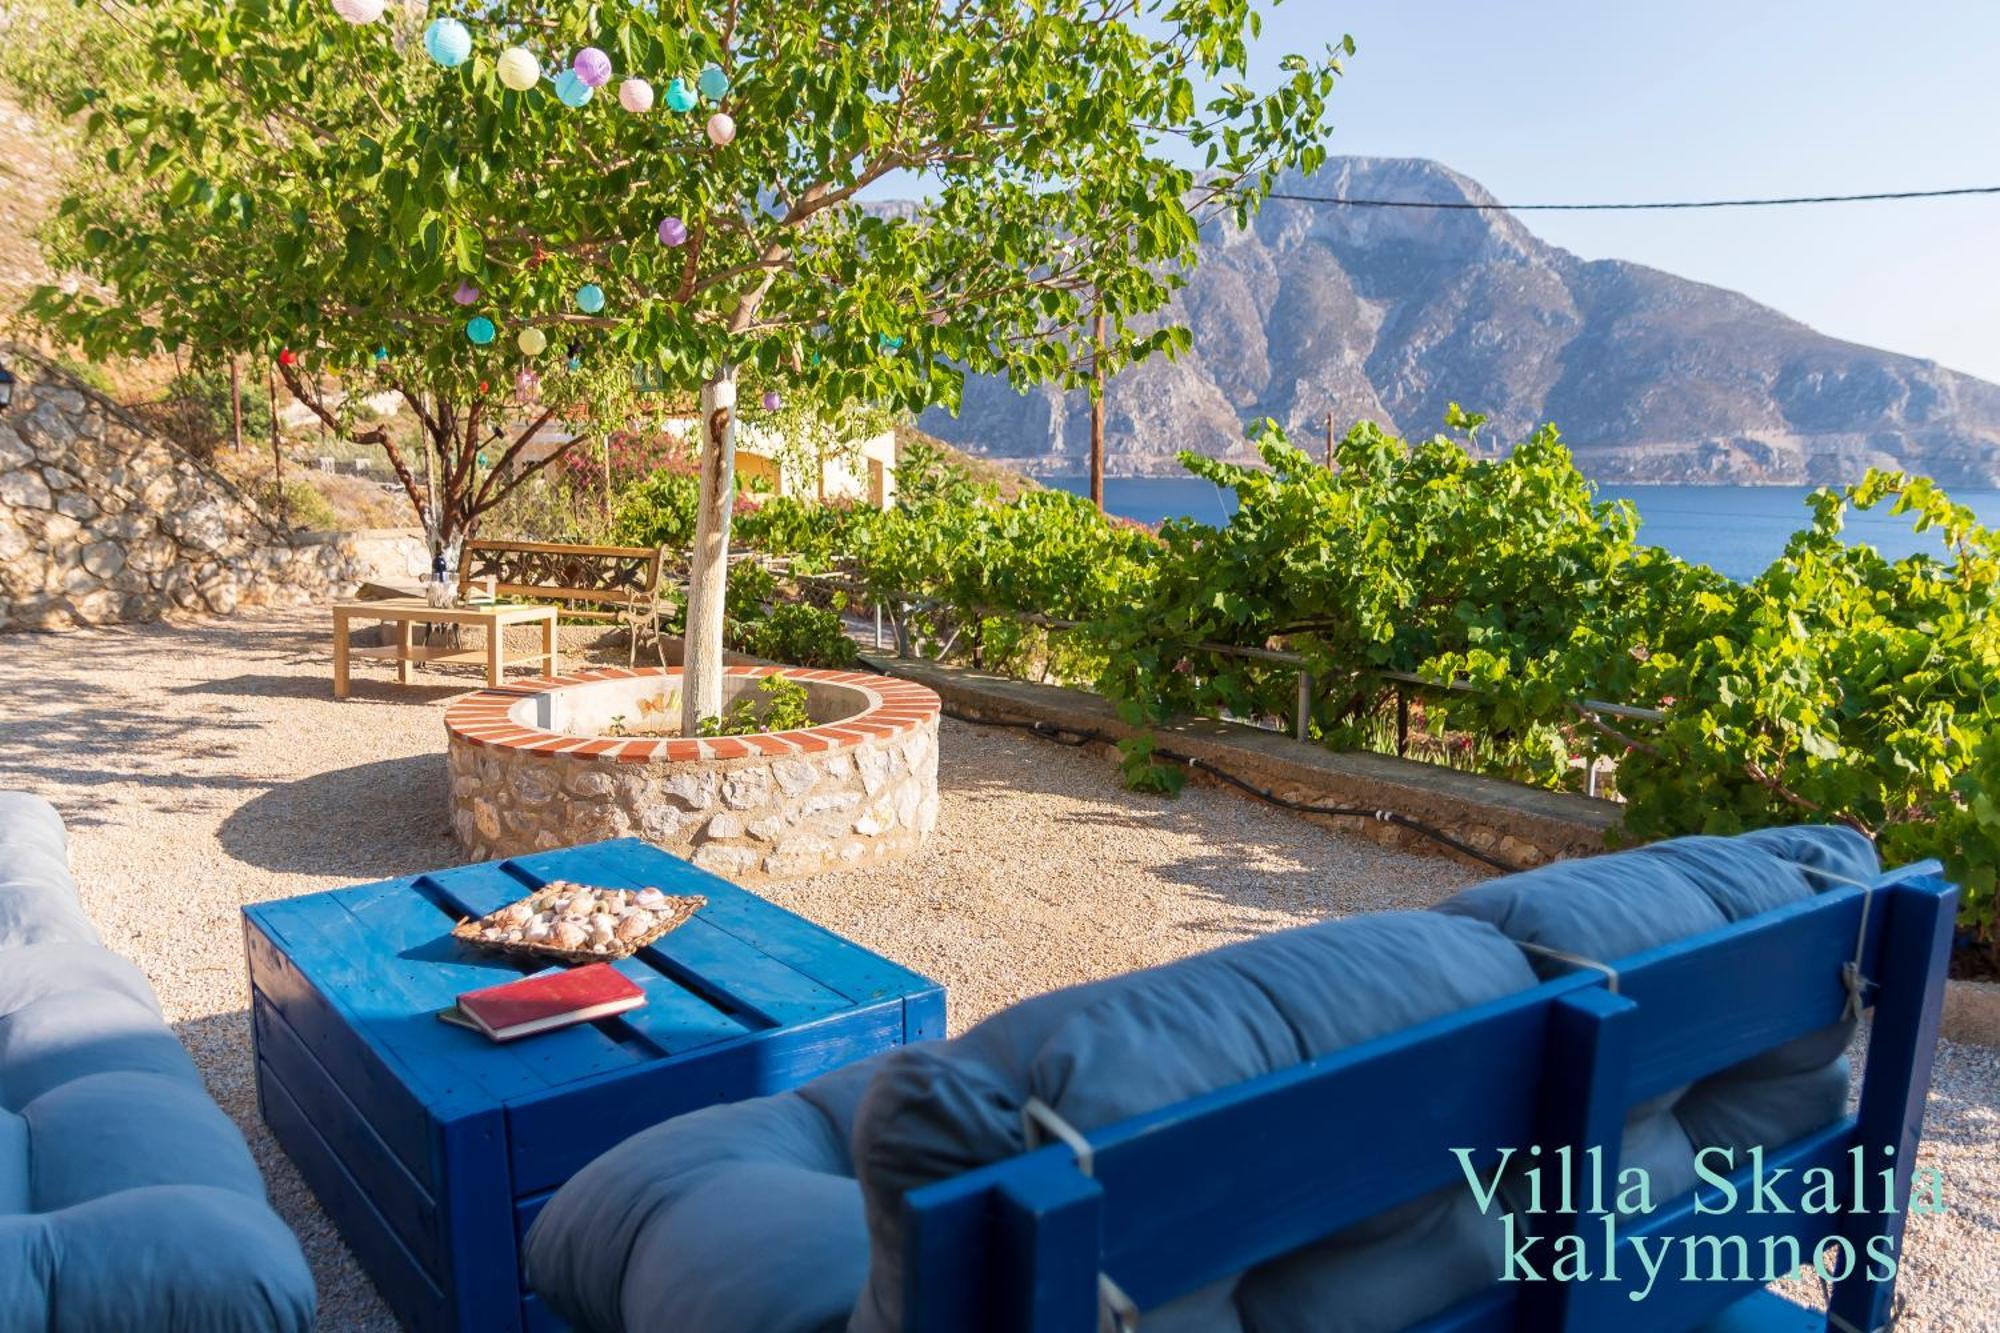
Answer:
681;368;738;732
1089;310;1107;511
229;357;243;452
266;366;285;520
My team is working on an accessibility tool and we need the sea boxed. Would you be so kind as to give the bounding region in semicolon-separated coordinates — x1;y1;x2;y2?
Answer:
1041;477;2000;583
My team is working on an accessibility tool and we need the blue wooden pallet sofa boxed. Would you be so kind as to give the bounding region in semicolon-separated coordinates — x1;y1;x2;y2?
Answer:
524;826;1956;1333
0;792;315;1330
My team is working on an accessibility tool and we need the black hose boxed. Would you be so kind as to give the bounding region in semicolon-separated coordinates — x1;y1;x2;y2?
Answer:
932;708;1523;874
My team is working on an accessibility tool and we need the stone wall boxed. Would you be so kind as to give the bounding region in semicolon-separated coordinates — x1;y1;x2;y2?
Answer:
445;667;943;882
0;357;425;632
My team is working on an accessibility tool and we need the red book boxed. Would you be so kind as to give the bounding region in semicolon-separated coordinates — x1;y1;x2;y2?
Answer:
452;964;644;1042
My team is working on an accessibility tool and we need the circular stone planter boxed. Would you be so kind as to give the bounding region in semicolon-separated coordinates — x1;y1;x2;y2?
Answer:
445;665;941;881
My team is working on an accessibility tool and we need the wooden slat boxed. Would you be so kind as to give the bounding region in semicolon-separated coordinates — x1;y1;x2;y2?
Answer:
258;1059;450;1333
253;996;443;1276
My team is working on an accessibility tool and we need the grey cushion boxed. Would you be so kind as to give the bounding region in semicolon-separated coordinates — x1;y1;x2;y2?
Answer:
525;1052;888;1333
1434;825;1876;1218
848;910;1542;1333
0;792;315;1332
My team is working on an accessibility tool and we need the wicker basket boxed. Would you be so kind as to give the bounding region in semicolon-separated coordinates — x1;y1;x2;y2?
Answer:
451;879;705;964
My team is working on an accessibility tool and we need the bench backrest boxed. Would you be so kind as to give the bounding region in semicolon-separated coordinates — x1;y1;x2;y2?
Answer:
459;539;667;617
902;863;1957;1333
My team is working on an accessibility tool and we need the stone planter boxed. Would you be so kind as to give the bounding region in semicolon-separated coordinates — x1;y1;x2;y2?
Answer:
445;665;941;881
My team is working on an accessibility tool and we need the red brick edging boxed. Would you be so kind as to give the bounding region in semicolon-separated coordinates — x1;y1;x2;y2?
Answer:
443;665;941;764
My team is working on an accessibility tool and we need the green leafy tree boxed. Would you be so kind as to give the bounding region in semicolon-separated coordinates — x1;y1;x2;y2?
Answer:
18;0;1343;726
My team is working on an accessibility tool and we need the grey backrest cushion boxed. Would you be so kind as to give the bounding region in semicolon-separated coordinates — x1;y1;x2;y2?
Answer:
848;911;1541;1333
0;791;97;949
1432;825;1876;1207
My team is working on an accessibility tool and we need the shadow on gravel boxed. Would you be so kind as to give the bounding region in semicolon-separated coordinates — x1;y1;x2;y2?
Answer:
171;672;470;705
218;753;460;880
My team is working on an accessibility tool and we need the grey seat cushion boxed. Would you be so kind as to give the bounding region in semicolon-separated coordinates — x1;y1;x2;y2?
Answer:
0;792;315;1332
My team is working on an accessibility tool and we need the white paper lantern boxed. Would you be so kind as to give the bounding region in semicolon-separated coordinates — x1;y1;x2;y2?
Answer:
331;0;385;23
705;112;736;147
497;47;541;92
618;78;654;114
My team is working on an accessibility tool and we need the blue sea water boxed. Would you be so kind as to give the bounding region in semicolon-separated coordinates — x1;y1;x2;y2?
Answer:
1042;477;2000;582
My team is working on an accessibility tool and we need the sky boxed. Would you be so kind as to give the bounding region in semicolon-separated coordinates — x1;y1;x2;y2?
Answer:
1190;0;2000;382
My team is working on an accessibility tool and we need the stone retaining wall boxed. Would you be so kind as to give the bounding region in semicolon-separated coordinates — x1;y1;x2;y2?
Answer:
867;655;1621;870
0;357;426;631
445;666;941;882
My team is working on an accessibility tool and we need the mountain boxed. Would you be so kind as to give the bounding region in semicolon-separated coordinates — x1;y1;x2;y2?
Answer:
915;158;2000;486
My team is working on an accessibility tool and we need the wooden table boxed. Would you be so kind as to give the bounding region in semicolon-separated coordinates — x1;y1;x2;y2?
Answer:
332;597;558;698
243;838;945;1333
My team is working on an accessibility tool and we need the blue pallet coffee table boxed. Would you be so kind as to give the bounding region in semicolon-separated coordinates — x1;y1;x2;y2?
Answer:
243;837;945;1333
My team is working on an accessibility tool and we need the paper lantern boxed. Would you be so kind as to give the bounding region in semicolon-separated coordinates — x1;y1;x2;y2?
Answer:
466;316;497;345
761;390;782;411
664;78;697;113
573;47;612;88
617;78;654;114
697;65;731;100
374;347;389;362
497;47;540;92
424;18;471;67
278;348;298;366
332;0;385;24
705;112;736;146
656;215;688;246
452;281;480;306
575;283;605;314
517;327;548;356
553;69;593;107
515;369;540;401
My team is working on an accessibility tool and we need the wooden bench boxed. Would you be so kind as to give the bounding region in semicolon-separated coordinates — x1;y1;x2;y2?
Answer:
901;860;1959;1333
458;539;668;621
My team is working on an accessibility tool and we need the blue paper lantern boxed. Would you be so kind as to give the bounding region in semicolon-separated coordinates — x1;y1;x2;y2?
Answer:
423;18;471;67
575;283;605;314
697;64;731;100
466;316;497;345
664;78;698;113
373;347;389;362
553;68;593;107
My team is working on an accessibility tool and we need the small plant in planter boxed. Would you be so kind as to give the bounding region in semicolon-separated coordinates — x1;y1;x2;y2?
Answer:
699;676;813;738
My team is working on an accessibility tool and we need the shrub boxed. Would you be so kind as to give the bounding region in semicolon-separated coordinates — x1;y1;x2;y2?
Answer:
699;675;814;737
740;602;858;669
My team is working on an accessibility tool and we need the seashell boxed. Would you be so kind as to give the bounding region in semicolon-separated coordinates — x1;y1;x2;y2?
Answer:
564;896;595;919
552;921;590;950
634;888;667;908
592;941;612;954
589;917;616;945
499;902;534;926
615;913;653;943
525;921;552;943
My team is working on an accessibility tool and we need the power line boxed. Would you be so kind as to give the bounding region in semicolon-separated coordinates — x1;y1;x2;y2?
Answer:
1263;184;2000;212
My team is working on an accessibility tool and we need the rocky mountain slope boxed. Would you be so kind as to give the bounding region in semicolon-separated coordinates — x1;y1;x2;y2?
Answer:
917;158;2000;485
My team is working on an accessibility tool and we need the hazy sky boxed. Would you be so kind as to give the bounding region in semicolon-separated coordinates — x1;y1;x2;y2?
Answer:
1206;1;2000;381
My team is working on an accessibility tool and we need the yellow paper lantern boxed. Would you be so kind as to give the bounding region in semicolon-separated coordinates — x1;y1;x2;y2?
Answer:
497;47;541;92
517;327;549;356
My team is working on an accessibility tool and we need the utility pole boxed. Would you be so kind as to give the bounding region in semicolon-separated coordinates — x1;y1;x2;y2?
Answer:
1324;411;1335;470
1088;310;1107;511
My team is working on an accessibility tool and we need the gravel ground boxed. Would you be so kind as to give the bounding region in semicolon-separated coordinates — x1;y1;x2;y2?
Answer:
0;611;1992;1331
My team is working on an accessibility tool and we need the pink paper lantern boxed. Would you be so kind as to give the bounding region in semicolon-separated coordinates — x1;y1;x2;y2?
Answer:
705;112;736;147
657;216;688;246
331;0;385;23
617;78;654;114
761;390;782;411
452;281;480;306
